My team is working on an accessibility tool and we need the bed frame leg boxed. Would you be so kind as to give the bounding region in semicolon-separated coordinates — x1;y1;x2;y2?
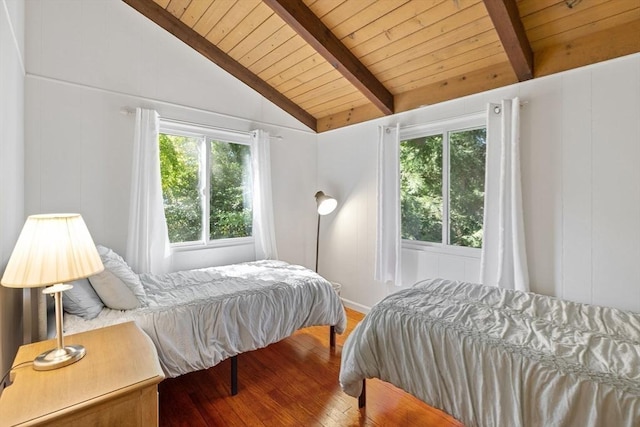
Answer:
231;355;238;396
330;325;336;348
358;379;366;408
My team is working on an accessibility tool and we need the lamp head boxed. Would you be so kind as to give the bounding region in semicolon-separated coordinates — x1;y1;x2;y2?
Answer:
315;191;337;215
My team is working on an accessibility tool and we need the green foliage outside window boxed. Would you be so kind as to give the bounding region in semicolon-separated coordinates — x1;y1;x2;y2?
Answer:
400;127;486;248
449;128;486;248
159;133;253;244
400;134;443;243
159;134;201;243
210;141;252;240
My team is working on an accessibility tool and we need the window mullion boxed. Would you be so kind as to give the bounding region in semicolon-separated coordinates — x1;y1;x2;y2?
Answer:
442;131;450;246
201;137;210;244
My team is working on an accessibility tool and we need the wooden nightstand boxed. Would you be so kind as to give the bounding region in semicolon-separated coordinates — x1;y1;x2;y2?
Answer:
0;321;164;426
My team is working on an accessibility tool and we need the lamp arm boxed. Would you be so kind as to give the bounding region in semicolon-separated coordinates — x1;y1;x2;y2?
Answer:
315;214;321;273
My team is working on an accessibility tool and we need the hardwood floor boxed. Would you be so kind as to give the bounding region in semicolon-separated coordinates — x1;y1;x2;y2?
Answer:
159;307;463;427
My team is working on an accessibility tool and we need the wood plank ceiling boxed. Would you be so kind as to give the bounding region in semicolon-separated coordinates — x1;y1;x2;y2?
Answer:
123;0;640;132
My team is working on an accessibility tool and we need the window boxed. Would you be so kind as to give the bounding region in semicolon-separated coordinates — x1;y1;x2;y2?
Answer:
400;116;486;249
158;121;253;246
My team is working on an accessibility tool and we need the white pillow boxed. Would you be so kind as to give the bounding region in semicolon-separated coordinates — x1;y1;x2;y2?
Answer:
95;245;147;305
62;278;104;319
89;269;139;310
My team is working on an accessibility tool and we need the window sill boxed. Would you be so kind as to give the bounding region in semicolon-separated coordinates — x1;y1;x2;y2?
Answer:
402;240;481;258
170;237;254;252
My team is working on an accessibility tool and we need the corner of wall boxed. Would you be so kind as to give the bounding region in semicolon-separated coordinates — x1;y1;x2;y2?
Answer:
0;0;26;387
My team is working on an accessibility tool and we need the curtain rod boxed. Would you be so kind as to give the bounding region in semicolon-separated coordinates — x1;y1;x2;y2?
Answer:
400;99;529;131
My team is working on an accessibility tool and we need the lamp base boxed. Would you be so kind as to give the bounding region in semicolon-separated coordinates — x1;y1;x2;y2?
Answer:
33;344;85;371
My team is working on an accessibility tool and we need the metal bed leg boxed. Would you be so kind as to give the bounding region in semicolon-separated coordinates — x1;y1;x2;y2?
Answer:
330;325;336;348
231;355;238;396
358;379;366;408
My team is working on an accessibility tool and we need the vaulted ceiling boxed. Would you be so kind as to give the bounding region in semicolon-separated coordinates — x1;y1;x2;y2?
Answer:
123;0;640;132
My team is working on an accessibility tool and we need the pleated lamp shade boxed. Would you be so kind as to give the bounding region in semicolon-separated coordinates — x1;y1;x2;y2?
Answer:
1;213;104;288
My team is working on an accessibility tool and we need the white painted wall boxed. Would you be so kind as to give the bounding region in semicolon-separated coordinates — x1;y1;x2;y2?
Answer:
0;0;25;385
13;0;640;348
24;0;318;273
318;53;640;313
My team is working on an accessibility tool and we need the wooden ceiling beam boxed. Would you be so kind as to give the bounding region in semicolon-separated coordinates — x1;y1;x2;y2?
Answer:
483;0;533;81
262;0;394;116
122;0;317;131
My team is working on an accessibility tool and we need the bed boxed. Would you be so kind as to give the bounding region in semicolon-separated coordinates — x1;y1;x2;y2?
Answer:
339;278;640;427
63;246;346;393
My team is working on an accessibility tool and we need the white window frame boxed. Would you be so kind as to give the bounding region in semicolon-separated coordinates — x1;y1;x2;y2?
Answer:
159;120;254;250
400;112;486;257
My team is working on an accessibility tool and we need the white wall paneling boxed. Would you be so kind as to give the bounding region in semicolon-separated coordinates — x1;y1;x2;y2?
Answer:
25;76;318;271
271;134;318;268
402;247;480;286
15;0;640;341
590;59;640;311
24;0;318;273
316;124;388;310
318;53;640;313
561;70;593;305
25;0;308;133
519;76;564;298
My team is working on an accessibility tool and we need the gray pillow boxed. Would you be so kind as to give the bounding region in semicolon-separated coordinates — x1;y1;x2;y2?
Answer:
62;278;104;320
95;245;147;305
89;269;139;310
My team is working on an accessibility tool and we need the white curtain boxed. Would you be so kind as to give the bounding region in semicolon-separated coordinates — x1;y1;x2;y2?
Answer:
251;129;278;260
480;98;529;291
126;108;170;274
375;124;402;286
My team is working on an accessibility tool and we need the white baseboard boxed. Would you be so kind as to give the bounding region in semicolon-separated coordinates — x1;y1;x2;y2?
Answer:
341;298;371;314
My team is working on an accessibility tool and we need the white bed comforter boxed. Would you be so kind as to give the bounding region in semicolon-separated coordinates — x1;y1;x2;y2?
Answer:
65;260;346;378
340;278;640;427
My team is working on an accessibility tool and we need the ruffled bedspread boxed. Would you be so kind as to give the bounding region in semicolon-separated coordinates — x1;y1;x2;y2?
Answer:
65;260;346;378
339;278;640;427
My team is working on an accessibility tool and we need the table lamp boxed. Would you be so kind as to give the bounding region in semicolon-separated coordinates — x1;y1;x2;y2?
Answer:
1;214;104;370
315;191;337;272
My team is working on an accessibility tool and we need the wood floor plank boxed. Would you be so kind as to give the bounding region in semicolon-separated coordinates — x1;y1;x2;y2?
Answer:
159;307;463;427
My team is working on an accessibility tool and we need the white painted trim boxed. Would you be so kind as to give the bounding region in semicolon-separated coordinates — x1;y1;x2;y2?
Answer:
341;298;371;314
399;112;485;140
403;240;481;258
26;73;315;136
160;118;254;142
442;129;450;245
171;237;254;252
